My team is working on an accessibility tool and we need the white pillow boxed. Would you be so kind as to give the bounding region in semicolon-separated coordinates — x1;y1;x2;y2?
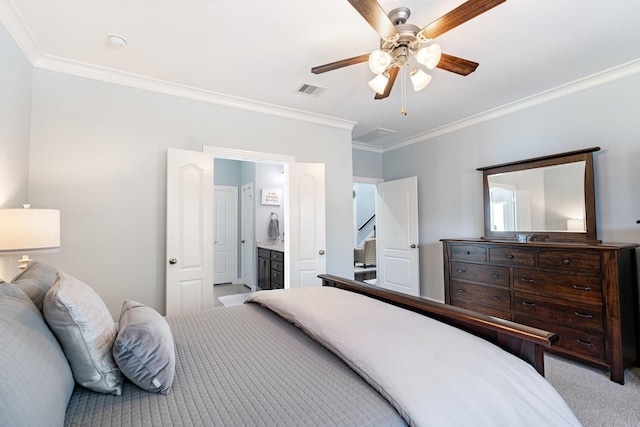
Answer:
43;271;123;395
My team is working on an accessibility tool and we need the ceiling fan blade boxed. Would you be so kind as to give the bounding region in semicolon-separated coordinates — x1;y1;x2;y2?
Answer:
311;54;370;74
418;0;506;40
347;0;398;40
374;66;399;100
436;53;479;76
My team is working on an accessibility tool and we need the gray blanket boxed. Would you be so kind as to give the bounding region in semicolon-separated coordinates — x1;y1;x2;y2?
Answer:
65;303;405;426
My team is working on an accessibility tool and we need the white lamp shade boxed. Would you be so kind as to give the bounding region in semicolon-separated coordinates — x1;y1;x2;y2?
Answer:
410;68;432;91
368;74;389;94
0;209;60;253
416;44;442;70
368;50;392;74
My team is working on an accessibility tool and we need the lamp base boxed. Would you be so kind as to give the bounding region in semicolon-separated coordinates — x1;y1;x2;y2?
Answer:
18;255;33;271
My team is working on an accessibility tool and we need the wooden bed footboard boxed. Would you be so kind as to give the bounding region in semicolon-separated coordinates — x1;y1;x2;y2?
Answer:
319;274;558;376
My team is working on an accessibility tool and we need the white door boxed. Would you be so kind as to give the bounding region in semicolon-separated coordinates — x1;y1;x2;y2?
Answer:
241;183;254;290
376;176;420;296
166;148;214;316
289;163;326;287
213;185;237;284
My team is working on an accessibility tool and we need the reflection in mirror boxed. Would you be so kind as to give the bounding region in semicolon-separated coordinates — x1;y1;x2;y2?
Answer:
479;147;600;243
488;161;586;233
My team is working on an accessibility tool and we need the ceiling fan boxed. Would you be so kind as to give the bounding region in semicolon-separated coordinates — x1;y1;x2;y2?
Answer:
311;0;506;113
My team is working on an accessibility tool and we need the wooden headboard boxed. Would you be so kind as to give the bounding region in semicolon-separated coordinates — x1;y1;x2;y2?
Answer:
319;274;557;375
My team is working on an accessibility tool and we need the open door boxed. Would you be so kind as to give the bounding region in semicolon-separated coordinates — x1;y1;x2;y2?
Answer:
166;148;214;316
376;176;420;296
289;163;326;287
240;182;254;290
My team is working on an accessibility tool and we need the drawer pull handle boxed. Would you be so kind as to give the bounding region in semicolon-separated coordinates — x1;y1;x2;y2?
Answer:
521;301;537;307
508;254;514;259
456;289;467;293
572;285;592;291
519;277;535;283
493;296;506;301
490;273;503;279
465;251;471;255
456;269;466;273
576;339;594;347
563;259;571;264
574;312;594;319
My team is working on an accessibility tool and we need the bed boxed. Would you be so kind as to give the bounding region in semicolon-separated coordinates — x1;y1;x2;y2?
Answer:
0;262;581;426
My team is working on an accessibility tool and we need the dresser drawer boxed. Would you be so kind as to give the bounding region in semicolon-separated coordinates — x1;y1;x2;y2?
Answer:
450;245;487;262
451;262;509;287
488;247;535;267
270;250;284;262
271;270;284;286
514;268;602;304
538;250;601;275
515;315;605;361
513;292;604;332
271;260;284;272
451;280;511;311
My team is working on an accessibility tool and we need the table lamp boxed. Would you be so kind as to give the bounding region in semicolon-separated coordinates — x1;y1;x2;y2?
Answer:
0;205;60;270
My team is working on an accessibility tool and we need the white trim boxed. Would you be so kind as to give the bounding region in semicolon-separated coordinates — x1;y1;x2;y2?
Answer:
0;0;42;63
353;176;384;184
352;142;384;153
379;59;640;153
203;146;295;164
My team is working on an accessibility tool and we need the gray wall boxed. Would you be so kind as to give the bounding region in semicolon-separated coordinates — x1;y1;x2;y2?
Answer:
21;68;354;317
352;149;383;179
381;72;640;302
0;24;32;276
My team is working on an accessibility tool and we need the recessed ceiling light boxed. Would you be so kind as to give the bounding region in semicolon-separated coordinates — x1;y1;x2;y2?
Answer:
107;34;127;48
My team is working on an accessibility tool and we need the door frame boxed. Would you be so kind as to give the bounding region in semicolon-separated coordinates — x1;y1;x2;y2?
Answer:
203;146;295;288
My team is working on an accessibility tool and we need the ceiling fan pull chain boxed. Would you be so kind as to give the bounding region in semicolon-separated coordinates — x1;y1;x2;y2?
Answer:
400;67;407;116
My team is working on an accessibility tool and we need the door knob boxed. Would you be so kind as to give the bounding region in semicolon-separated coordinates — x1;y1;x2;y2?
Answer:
319;250;325;255
241;240;245;243
410;244;419;249
168;258;177;265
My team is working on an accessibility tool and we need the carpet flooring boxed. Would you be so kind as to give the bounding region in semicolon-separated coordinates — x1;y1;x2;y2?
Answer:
545;354;640;426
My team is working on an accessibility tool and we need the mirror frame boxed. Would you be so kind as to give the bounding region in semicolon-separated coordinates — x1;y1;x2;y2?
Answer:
478;147;600;243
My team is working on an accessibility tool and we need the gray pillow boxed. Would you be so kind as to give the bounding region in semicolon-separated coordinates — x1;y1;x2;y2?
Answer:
43;271;123;395
0;282;74;427
10;261;58;312
113;300;176;394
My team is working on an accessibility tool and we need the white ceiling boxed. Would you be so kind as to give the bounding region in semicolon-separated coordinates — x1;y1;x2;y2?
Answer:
2;0;639;151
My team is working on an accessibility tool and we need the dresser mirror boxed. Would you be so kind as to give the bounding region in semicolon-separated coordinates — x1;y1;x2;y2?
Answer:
478;147;600;242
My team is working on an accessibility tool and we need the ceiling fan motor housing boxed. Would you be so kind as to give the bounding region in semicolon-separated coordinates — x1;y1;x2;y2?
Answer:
380;23;422;67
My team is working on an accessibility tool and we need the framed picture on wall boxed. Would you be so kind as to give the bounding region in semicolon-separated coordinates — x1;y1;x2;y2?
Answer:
261;189;281;205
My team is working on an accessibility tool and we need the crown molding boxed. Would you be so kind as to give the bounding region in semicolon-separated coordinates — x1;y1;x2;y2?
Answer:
33;55;356;131
0;0;42;63
378;59;640;153
351;141;383;153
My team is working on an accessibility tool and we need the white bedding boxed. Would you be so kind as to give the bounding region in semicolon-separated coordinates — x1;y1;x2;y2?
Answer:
247;287;581;427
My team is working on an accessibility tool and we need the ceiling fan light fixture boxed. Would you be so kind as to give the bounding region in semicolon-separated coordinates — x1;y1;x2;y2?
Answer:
368;74;389;94
416;44;442;70
410;68;431;91
368;50;392;74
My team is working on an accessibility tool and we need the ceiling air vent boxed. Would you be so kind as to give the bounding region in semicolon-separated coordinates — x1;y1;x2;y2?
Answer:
296;83;325;97
353;127;395;143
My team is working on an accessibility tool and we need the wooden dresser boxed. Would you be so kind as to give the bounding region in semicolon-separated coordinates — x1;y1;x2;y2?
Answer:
442;238;638;384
